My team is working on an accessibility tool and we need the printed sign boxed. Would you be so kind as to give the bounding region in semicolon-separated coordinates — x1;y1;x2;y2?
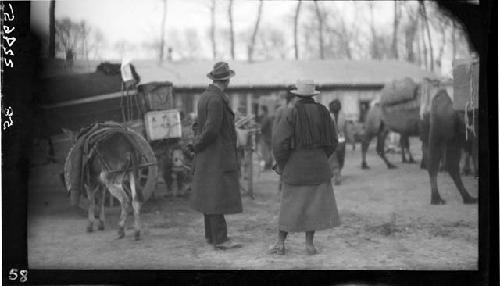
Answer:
144;109;182;140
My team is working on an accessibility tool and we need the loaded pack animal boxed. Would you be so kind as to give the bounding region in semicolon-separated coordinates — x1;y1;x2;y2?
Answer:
64;124;147;240
420;88;477;205
360;77;421;170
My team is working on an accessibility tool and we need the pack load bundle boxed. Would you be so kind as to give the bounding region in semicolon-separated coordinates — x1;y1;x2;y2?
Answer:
380;102;420;135
452;58;479;111
379;77;418;106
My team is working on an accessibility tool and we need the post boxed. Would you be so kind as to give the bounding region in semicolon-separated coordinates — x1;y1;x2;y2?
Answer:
246;132;254;199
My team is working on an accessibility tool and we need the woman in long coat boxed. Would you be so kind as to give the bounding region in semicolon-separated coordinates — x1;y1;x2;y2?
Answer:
270;80;341;255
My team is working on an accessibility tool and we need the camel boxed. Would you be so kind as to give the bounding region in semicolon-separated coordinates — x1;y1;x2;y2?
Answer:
420;89;477;205
360;99;420;170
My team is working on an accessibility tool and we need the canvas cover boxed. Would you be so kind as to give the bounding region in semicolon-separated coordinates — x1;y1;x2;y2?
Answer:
452;59;479;110
377;78;421;134
379;77;418;106
42;72;122;105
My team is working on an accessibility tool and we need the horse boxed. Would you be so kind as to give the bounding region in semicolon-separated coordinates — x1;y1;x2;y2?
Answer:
420;89;477;205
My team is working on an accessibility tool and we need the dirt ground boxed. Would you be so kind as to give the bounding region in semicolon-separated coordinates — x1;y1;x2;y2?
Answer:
27;141;478;270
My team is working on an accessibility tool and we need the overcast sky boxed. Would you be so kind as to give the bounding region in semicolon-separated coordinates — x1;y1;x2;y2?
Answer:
31;0;395;57
30;0;466;76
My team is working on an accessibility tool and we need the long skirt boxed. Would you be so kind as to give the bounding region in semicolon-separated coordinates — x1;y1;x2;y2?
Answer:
278;181;341;232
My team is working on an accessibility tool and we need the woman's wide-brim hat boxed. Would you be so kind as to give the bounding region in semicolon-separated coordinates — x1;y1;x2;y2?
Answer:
207;62;235;80
290;79;320;96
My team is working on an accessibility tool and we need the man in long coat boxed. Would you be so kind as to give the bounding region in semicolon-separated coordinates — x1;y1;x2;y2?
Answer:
190;62;243;250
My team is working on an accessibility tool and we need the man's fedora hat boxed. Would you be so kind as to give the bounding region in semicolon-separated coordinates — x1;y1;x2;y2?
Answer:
290;79;320;96
207;62;235;80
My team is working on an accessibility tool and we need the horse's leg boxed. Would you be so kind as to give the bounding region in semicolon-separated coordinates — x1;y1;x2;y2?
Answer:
129;171;141;240
97;185;106;231
428;139;446;205
85;184;97;233
445;141;477;204
377;128;396;169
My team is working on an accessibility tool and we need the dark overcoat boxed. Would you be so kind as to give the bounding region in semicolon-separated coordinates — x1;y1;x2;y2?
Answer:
190;84;242;214
272;101;338;185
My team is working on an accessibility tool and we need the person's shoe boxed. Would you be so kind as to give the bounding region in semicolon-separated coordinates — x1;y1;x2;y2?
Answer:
214;239;243;250
267;242;285;255
305;245;318;255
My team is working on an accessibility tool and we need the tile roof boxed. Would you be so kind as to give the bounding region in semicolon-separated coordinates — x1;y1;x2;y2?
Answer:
131;59;439;88
43;59;439;89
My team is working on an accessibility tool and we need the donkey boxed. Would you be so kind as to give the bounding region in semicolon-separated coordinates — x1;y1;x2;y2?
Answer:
63;128;143;240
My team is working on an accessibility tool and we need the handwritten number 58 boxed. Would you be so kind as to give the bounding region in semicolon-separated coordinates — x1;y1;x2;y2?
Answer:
8;268;28;283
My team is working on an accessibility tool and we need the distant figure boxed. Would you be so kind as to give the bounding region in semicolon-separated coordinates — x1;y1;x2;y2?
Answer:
272;86;296;133
259;105;273;170
65;48;74;70
272;86;296;192
328;99;346;185
270;80;341;256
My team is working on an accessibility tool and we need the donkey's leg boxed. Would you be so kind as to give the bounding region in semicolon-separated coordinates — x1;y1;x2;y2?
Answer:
85;184;97;233
106;182;129;239
445;141;477;204
97;185;106;231
377;129;396;169
129;171;141;240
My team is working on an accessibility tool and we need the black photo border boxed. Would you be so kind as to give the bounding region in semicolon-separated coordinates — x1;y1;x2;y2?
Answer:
1;0;497;285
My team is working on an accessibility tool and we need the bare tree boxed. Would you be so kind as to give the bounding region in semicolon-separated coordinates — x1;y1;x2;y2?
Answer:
88;28;106;59
403;3;418;63
391;1;401;59
184;28;202;59
48;0;56;58
420;1;434;71
451;20;456;61
313;0;325;59
247;0;264;62
114;40;135;59
209;0;217;59
78;21;91;60
255;27;287;60
228;0;235;60
368;1;381;59
293;0;302;60
55;18;92;59
158;0;168;63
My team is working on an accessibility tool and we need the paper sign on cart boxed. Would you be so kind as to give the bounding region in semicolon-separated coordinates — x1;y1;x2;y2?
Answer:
144;109;182;140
